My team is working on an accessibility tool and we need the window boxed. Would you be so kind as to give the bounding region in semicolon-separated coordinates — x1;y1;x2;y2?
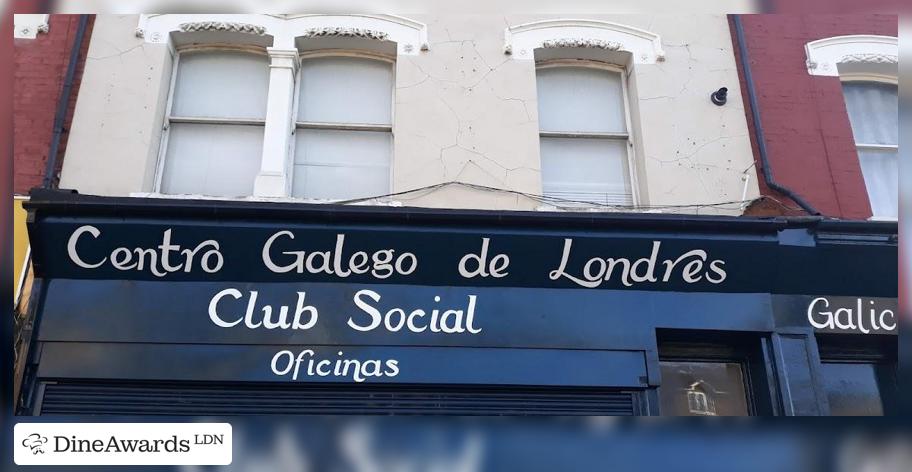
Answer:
142;15;427;201
820;363;888;416
817;334;897;416
293;55;393;200
660;361;750;416
657;331;777;416
535;63;634;206
159;50;270;197
841;81;898;219
157;51;394;201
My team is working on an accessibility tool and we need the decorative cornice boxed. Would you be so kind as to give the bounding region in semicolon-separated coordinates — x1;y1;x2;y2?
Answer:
807;53;898;72
504;19;664;64
178;21;267;36
839;53;898;65
138;14;427;54
541;38;623;50
299;26;390;41
805;35;898;76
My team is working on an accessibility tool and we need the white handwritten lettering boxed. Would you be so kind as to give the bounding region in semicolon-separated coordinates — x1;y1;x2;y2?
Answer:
458;238;510;279
271;349;399;382
67;225;222;276
349;289;482;334
549;238;727;288
807;297;896;333
208;288;319;330
262;232;418;280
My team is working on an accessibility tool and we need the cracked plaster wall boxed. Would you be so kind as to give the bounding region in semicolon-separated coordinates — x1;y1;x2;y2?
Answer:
59;15;171;195
59;14;758;215
392;14;542;211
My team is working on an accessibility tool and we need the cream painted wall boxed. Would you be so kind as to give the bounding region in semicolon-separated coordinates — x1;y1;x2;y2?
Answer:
60;13;759;215
392;15;543;211
59;15;172;195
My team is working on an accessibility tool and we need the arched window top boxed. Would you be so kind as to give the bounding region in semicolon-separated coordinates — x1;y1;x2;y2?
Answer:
137;14;428;55
805;35;897;77
504;19;665;64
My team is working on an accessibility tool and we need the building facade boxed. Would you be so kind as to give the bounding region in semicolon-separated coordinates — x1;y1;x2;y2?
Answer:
734;14;898;220
12;13;93;403
56;14;759;214
13;14;92;195
14;13;897;416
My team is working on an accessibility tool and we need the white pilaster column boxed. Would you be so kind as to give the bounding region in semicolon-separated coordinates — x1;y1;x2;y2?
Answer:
253;47;299;197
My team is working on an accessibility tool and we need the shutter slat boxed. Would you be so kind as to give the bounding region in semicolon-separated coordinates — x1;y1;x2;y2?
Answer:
40;380;638;416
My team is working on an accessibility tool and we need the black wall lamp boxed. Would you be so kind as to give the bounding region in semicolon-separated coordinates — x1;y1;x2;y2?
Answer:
711;87;728;106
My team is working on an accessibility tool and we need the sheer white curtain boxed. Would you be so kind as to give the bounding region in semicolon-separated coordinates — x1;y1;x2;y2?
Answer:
293;56;393;200
842;81;898;218
161;51;269;197
536;66;632;206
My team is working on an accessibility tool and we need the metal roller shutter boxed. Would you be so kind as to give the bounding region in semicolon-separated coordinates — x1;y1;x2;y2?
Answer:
38;380;641;416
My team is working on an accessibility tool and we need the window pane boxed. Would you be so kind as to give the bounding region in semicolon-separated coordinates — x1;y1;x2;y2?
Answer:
842;82;898;145
858;148;898;218
295;129;391;167
820;363;884;416
536;66;626;133
659;361;750;416
161;123;263;197
293;129;391;199
298;57;393;124
172;52;269;120
540;137;631;205
293;165;391;200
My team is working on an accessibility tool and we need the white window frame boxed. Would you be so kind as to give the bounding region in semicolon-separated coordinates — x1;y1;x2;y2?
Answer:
152;47;399;201
535;59;640;207
840;74;898;221
290;49;397;200
135;14;428;202
152;44;270;194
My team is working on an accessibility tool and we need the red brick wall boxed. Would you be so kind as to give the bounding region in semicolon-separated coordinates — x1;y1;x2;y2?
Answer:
731;14;897;219
13;14;93;195
765;0;906;14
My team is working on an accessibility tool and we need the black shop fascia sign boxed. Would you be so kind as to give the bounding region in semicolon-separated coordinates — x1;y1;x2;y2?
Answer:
18;190;897;411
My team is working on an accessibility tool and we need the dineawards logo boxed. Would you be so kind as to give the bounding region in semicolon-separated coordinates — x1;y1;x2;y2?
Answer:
14;423;232;465
21;433;48;454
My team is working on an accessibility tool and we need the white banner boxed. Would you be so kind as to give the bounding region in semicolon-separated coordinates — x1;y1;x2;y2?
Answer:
15;423;232;465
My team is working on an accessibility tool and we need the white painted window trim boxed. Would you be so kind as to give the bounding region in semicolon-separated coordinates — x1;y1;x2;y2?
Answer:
504;19;664;64
840;73;898;85
137;14;428;54
128;191;404;206
152;45;271;195
14;14;49;39
535;59;641;208
141;14;427;201
804;35;898;77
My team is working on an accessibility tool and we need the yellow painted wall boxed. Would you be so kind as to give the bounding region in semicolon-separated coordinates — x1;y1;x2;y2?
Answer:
14;198;30;299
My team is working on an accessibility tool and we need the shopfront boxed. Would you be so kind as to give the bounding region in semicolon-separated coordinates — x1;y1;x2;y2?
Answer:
16;190;898;416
